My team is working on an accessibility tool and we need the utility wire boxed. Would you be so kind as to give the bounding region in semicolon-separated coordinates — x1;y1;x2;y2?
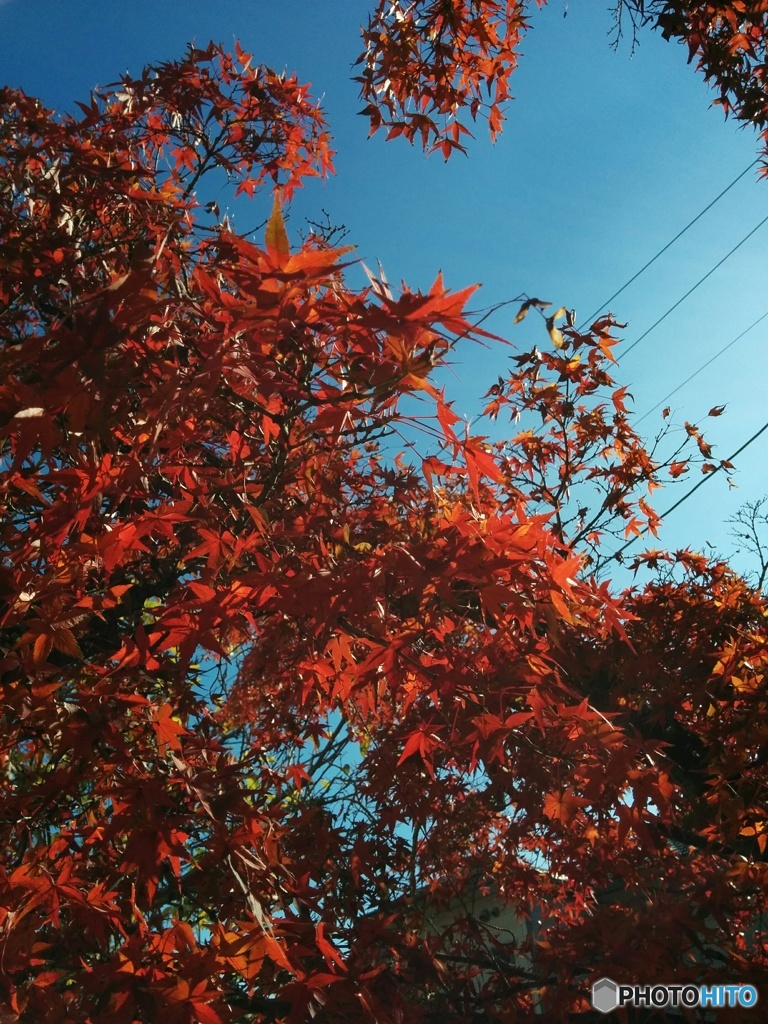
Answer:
579;159;759;330
635;310;768;426
620;212;768;359
611;418;768;562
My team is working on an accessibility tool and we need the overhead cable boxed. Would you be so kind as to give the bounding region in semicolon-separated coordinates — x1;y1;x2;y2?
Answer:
620;212;768;358
579;159;759;330
635;310;768;426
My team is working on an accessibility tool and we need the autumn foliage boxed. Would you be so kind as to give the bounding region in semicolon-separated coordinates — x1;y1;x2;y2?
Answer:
1;9;767;1024
359;0;768;167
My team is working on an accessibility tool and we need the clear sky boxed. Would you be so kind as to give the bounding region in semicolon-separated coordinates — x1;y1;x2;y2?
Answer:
1;0;766;577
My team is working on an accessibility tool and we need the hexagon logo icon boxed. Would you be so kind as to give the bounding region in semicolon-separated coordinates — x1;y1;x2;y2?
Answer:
592;977;619;1014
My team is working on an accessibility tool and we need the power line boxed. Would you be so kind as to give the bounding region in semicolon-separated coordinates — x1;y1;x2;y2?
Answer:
620;212;768;359
611;418;768;562
635;310;768;426
579;159;759;330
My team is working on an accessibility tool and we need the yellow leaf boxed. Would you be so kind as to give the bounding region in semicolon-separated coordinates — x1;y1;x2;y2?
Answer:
548;324;564;348
514;297;550;324
546;314;565;348
13;407;46;419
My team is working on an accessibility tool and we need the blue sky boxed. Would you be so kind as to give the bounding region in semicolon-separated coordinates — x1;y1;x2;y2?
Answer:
1;0;766;576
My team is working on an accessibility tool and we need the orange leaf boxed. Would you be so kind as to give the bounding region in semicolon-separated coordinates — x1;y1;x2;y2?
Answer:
151;704;187;752
543;788;587;826
397;730;424;766
265;194;289;260
52;627;83;661
316;922;347;972
33;633;53;666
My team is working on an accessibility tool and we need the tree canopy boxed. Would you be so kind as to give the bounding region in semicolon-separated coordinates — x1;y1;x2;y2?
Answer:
1;6;767;1023
358;0;768;167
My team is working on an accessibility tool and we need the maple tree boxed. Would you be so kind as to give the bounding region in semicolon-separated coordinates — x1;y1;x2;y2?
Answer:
1;8;767;1024
359;0;768;166
621;0;768;153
